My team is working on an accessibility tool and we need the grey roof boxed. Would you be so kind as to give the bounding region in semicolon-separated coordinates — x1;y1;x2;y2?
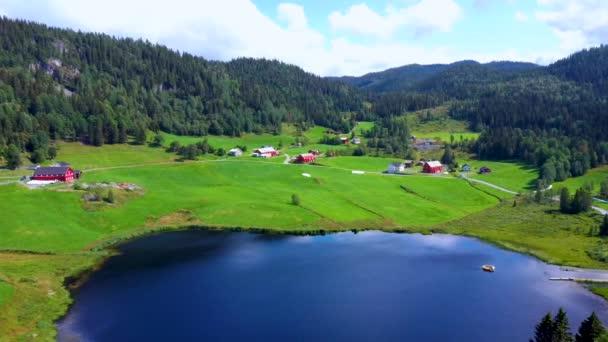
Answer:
33;167;71;176
390;162;403;167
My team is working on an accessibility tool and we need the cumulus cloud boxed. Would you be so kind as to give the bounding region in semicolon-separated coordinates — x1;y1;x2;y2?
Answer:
328;0;464;38
536;0;608;52
514;11;529;22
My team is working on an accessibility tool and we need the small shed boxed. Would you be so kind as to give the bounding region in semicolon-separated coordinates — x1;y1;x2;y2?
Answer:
27;164;40;170
387;162;405;174
340;137;350;144
423;161;443;173
461;164;472;172
351;138;361;145
479;166;492;174
295;153;316;164
404;160;414;168
228;148;243;157
51;161;70;167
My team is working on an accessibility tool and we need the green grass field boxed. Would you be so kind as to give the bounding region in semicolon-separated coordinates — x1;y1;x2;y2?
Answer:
413;131;480;142
435;200;606;268
0;281;14;308
554;166;608;194
0;161;502;253
460;160;539;193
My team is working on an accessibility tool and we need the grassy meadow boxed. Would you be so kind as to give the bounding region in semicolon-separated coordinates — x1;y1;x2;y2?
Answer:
0;161;503;253
459;159;539;193
554;166;608;194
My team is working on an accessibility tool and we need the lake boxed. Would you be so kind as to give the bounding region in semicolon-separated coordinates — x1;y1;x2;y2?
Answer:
58;230;608;341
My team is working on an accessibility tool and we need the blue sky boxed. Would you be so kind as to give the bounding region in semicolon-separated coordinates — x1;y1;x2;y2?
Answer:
0;0;605;76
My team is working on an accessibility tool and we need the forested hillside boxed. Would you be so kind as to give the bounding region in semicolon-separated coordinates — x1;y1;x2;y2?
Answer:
0;17;363;158
333;60;538;93
1;16;608;186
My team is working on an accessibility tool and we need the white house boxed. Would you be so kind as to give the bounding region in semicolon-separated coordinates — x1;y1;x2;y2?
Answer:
387;162;405;174
228;148;243;157
461;164;472;172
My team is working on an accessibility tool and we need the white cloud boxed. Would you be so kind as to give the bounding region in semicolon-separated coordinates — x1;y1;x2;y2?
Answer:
277;3;308;31
536;0;608;53
514;11;529;22
329;0;464;38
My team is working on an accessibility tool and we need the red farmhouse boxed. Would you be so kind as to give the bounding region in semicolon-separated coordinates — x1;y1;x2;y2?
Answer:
32;167;75;182
254;147;278;157
295;153;316;163
423;161;443;173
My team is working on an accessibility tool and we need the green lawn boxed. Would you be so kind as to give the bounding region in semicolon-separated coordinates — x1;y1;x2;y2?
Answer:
554;166;608;194
460;160;539;193
355;121;375;135
435;200;607;269
413;131;480;142
52;142;176;170
0;161;501;253
0;281;14;308
589;286;608;301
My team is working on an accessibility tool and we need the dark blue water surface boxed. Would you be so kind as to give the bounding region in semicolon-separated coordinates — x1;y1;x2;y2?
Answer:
58;231;608;342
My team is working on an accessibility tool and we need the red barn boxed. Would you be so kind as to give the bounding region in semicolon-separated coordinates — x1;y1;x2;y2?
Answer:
295;153;316;163
32;167;74;182
423;161;443;173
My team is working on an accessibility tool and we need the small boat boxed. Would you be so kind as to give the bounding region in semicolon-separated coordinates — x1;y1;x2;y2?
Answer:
482;265;496;272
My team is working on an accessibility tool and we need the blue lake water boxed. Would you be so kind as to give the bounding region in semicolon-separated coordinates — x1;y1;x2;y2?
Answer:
57;230;608;341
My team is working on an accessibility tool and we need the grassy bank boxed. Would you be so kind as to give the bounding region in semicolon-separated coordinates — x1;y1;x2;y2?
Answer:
432;200;606;268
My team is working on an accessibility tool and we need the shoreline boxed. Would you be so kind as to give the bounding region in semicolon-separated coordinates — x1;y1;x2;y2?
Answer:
2;218;601;340
52;224;608;340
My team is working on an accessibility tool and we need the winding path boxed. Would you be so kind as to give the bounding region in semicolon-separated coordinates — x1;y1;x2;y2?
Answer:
461;175;519;195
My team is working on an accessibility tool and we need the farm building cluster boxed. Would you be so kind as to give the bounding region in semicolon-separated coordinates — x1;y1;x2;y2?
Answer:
386;160;494;175
386;160;444;174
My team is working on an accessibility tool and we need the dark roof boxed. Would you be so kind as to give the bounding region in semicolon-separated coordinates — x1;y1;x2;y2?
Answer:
74;170;82;174
52;161;70;167
33;167;71;176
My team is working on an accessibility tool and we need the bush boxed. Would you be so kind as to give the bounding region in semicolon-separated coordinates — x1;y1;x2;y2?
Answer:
291;194;301;206
105;189;115;204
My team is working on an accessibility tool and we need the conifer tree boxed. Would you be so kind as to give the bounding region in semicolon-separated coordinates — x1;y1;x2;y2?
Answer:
575;312;605;342
553;308;574;342
600;215;608;237
560;188;571;214
531;312;554;342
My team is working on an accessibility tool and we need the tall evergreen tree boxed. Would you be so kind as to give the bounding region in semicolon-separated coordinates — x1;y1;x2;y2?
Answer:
600;215;608;237
560;188;571;214
531;312;554;342
441;145;454;166
553;308;574;342
5;144;21;170
600;180;608;200
575;312;605;342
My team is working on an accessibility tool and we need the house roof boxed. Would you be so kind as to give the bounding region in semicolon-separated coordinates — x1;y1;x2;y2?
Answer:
390;162;403;167
33;167;71;176
229;148;242;152
404;160;413;163
52;161;70;166
298;153;315;158
425;161;442;168
255;147;276;153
